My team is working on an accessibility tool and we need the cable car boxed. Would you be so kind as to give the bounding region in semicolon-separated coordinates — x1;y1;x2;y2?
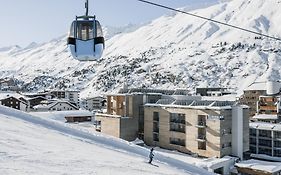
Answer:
67;0;104;61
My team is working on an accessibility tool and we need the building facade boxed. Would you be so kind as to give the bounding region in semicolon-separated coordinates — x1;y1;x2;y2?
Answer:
0;96;27;111
144;100;249;159
249;122;281;159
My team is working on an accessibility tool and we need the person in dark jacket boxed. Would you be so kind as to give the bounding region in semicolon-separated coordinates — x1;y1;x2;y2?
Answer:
148;147;155;164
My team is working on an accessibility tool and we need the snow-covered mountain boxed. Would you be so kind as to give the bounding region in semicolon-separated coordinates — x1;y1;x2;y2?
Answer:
0;0;281;98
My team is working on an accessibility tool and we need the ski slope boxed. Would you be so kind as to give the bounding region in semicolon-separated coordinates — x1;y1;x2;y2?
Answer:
0;105;214;175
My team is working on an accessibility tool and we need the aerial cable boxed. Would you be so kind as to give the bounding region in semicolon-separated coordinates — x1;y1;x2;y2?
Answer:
85;0;89;16
137;0;281;41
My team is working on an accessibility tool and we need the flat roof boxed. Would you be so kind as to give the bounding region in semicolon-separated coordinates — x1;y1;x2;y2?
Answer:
235;159;281;173
250;122;281;131
253;114;279;120
145;99;246;110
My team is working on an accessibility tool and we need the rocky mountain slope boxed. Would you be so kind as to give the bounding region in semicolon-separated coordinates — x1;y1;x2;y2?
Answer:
0;0;281;98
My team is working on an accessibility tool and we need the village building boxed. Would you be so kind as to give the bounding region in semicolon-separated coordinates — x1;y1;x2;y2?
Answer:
33;100;79;112
144;99;249;159
82;96;106;111
196;87;232;97
95;88;198;141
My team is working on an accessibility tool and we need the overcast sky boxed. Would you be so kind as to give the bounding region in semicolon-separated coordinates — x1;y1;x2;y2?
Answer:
0;0;218;47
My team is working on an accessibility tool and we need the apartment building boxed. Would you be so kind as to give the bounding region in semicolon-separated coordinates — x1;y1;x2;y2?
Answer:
82;96;106;111
196;87;232;97
50;90;80;105
95;88;197;141
249;122;281;160
144;99;249;159
240;82;267;117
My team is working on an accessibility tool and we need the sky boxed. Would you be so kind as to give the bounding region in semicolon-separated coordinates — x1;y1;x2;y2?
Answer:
0;0;218;47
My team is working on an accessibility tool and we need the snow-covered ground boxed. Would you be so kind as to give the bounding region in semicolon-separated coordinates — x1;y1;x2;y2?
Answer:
0;106;214;175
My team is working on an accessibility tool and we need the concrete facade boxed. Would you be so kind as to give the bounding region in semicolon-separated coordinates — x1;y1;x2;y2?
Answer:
144;102;249;159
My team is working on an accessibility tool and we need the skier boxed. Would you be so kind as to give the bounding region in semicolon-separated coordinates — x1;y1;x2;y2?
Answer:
148;147;155;164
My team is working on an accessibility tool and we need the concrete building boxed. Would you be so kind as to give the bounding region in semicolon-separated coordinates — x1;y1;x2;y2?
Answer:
95;88;198;141
33;100;79;112
249;122;281;160
196;87;232;97
0;96;27;111
240;82;267;118
144;99;249;159
82;96;106;111
50;90;80;106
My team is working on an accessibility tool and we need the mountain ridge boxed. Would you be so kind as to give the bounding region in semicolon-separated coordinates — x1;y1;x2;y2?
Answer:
0;0;280;98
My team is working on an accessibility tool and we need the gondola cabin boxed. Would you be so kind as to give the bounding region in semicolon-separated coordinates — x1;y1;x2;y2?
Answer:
67;0;104;61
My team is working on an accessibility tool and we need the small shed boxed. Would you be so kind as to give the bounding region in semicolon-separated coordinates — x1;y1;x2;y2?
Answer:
64;110;94;123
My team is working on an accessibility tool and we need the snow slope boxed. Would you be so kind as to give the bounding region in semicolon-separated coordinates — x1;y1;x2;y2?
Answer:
0;105;214;175
0;0;281;97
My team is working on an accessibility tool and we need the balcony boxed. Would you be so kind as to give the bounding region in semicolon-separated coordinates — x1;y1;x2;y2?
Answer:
196;121;207;128
196;135;206;142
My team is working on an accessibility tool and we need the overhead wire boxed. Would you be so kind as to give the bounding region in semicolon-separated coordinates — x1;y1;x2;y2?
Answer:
137;0;281;41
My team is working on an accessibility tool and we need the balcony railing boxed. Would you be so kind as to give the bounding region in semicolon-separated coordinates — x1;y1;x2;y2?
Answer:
196;121;206;128
197;135;206;142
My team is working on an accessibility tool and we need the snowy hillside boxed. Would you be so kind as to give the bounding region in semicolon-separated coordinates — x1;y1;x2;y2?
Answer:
0;0;281;97
0;105;213;175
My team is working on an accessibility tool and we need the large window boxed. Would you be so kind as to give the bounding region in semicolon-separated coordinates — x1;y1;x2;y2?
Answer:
170;138;185;147
259;130;272;138
170;113;185;124
77;21;94;40
274;149;281;157
153;112;159;121
170;123;185;133
259;139;272;147
258;147;272;156
250;128;257;136
274;131;281;139
153;133;159;142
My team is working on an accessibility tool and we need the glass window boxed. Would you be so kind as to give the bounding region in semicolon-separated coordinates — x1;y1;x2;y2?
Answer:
77;21;94;40
96;21;103;37
69;21;75;38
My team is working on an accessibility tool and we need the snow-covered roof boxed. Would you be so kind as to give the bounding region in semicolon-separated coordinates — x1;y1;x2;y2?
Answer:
244;82;267;91
250;122;281;131
253;114;279;120
202;94;238;101
235;159;281;173
147;99;241;110
33;100;78;110
0;92;24;100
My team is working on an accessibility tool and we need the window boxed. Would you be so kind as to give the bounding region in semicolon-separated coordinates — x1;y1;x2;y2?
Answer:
259;130;272;138
275;131;281;139
258;147;272;156
170;123;185;133
170;138;185;147
170;113;185;124
198;142;206;150
96;21;103;37
259;139;272;147
274;141;281;147
153;133;159;142
77;21;94;40
250;146;257;154
153;122;159;133
222;142;232;149
153;112;159;121
250;129;257;136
